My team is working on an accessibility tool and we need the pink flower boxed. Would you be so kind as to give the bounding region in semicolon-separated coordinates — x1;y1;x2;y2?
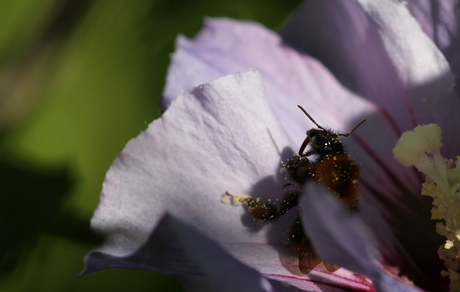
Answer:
80;1;460;291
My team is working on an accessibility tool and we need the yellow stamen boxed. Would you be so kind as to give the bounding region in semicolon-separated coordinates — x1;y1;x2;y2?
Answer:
394;124;460;292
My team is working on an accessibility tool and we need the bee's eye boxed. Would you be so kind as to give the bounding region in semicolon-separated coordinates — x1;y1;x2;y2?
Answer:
312;135;328;148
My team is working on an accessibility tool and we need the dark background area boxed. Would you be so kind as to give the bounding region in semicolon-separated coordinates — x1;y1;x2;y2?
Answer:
0;0;299;291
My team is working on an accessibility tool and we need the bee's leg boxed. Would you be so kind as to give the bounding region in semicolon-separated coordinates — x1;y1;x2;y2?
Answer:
224;192;280;222
283;155;313;185
243;191;299;222
298;136;311;156
278;191;300;217
244;197;280;222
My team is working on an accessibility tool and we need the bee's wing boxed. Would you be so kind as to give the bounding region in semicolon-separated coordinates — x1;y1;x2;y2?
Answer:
323;262;341;272
298;236;322;274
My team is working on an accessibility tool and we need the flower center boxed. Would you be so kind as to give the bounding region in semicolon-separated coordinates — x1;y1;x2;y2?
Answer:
393;124;460;292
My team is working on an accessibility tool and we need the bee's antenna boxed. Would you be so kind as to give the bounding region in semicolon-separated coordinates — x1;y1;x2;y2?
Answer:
297;105;325;130
339;118;367;137
298;105;366;137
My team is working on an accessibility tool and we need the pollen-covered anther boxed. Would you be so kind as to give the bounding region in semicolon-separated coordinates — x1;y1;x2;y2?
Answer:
393;124;460;291
393;124;449;192
393;123;442;166
445;240;454;249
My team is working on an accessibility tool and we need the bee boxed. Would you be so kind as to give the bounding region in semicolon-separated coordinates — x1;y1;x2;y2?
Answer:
229;105;366;274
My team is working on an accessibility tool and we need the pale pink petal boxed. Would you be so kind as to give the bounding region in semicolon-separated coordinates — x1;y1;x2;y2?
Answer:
161;20;436;287
280;1;460;287
80;71;372;290
405;0;460;97
161;19;422;218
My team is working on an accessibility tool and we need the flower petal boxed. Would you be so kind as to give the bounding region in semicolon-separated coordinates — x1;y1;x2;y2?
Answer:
280;0;454;117
163;18;378;145
162;215;306;292
162;18;416;285
280;1;460;287
84;214;305;292
82;212;371;291
81;70;376;291
162;19;406;186
160;18;430;204
280;0;460;151
405;1;460;98
82;70;291;270
299;183;424;292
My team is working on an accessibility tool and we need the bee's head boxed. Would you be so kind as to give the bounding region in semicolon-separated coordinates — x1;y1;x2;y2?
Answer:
306;128;344;155
296;105;366;156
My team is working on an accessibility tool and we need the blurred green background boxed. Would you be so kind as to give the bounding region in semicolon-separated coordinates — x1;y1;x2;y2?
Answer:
0;0;299;291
